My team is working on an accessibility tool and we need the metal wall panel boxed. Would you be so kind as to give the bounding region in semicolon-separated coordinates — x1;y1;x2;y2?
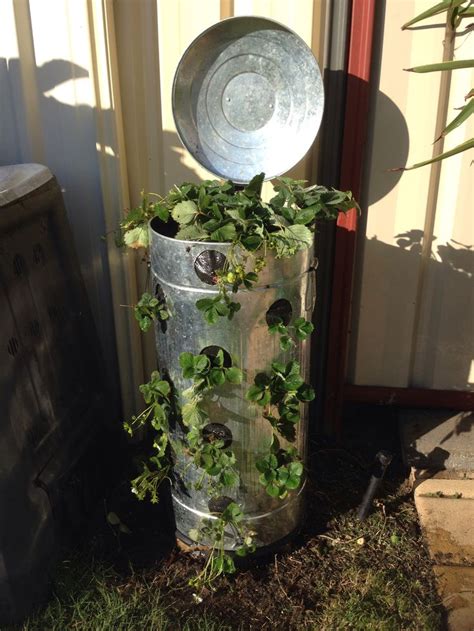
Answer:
348;0;473;392
0;0;120;406
1;0;331;414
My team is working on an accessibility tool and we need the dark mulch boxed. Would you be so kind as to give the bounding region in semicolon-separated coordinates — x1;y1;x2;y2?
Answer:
17;406;445;630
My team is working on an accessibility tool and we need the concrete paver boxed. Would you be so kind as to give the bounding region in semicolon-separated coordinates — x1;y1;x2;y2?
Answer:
415;476;474;630
400;409;474;470
433;566;474;631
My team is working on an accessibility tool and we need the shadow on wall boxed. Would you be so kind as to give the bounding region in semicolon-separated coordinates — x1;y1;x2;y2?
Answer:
0;57;200;399
350;234;473;391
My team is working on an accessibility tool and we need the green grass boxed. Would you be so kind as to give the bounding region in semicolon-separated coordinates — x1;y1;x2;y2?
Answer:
17;557;230;631
10;442;443;631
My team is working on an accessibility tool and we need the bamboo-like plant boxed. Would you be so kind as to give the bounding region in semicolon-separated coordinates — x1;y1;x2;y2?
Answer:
397;0;473;169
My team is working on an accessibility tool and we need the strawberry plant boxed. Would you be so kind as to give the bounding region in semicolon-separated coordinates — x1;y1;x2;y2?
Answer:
117;173;357;591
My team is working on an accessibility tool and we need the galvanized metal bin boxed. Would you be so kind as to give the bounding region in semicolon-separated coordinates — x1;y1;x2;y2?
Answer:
150;218;315;550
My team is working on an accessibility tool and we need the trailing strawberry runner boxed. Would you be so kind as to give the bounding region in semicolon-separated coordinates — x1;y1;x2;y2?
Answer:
119;174;357;591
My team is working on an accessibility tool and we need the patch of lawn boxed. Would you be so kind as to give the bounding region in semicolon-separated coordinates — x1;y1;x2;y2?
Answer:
10;422;444;631
18;556;230;631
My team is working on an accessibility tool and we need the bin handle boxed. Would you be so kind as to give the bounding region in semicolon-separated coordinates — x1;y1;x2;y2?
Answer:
305;257;318;313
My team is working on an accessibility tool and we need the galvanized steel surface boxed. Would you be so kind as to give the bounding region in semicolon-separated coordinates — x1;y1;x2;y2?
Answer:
150;220;316;549
172;16;324;184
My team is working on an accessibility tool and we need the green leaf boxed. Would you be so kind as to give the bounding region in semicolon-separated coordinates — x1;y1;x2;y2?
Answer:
182;402;206;427
393;138;474;170
286;224;313;248
436;97;474;140
297;383;315;401
123;225;149;249
155;380;171;397
294;319;314;340
266;481;281;497
243;172;265;197
241;234;263;250
220;469;238;487
106;512;121;526
406;59;474;73
152;203;169;222
286;475;301;490
138;315;152;332
268;454;278;469
402;0;456;29
210;223;237;242
226;366;243;384
294;206;317;225
204;307;219;325
246;384;264;402
175;224;208;241
284;374;304;391
179;352;194;371
214;349;224;367
280;336;294;351
214;300;230;316
194;354;210;373
151;403;165;426
171;200;198;225
289;461;303;477
222;554;236;575
209;368;226;386
195;298;216;313
227;300;241;318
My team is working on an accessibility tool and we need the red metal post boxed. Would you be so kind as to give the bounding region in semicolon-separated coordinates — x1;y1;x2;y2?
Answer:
324;0;377;434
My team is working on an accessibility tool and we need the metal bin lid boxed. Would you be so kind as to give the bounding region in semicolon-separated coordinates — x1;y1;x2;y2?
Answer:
172;16;324;184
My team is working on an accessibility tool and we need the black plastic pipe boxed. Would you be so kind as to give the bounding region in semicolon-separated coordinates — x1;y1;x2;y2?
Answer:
357;450;393;520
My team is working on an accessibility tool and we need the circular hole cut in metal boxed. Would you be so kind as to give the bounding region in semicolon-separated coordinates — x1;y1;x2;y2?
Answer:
200;345;232;368
202;423;233;448
194;250;227;285
265;298;293;327
7;337;19;356
208;496;234;515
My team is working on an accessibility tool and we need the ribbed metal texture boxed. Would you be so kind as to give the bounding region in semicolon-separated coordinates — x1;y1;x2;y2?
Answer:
150;219;315;549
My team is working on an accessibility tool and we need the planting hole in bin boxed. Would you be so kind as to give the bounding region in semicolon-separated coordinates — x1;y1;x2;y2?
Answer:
194;250;227;285
266;298;293;326
201;345;232;368
203;423;233;448
208;496;234;514
155;281;168;334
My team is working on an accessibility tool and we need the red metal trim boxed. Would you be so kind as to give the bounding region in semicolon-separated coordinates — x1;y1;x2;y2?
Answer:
324;0;377;434
344;384;474;411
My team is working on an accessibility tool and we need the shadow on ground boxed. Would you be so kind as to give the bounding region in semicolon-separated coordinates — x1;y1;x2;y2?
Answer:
10;405;446;631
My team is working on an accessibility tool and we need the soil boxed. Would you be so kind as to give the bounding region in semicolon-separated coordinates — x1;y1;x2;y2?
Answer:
21;406;445;630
